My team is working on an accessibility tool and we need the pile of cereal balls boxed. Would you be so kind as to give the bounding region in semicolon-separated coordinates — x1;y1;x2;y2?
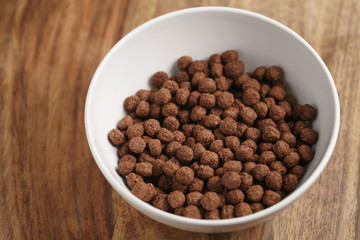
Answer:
108;50;317;219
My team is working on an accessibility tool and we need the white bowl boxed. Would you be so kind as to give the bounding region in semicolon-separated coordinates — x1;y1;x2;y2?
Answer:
85;7;340;233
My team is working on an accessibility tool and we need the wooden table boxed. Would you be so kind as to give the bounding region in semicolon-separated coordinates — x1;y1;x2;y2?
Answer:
1;0;359;239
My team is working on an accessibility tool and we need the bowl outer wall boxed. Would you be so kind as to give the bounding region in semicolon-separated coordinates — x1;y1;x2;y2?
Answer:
84;7;340;233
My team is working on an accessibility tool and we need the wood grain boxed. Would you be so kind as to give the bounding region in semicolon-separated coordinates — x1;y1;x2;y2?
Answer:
0;0;359;239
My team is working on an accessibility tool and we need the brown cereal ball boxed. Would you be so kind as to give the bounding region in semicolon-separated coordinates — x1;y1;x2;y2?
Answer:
234;122;247;138
281;132;296;147
135;101;150;118
269;105;286;122
221;171;241;189
124;95;141;112
290;165;305;179
199;93;216;109
239;172;253;191
163;80;179;95
192;143;206;160
126;123;144;139
224;61;244;78
163;116;180;131
190;161;200;173
217;91;235;109
235;202;253;217
219;117;237;135
184;137;196;148
273;140;290;158
191;73;206;88
278;122;291;133
215;76;231;91
149;88;159;103
300;128;318;145
243;162;257;174
198;78;217;93
223;160;243;174
265;171;283;191
152;159;165;177
292;121;309;136
218;148;235;162
135;162;153;177
149;103;162;119
201;192;220;211
297;144;315;162
176;145;194;164
176;71;190;83
227;189;245;205
246;185;264;202
200;151;219;168
203;114;221;129
283;94;296;107
221;205;235;219
162;159;180;177
175;88;190;106
209;139;224;153
263;97;276;110
223;107;240;120
245;127;262;142
252;164;270;181
142;136;152;144
251;202;265;213
109;129;125;146
165;141;182;156
262;126;280;143
173;130;186;144
213;128;226;141
143;119;160;137
129;137;146;154
132;182;150;201
187;91;200;108
152;71;168;87
257;118;277;132
258;151;276;165
181;124;195;137
148;139;161;157
192;124;206;138
218;194;226;208
157;128;175;142
162;102;178;117
253;66;266;81
126;172;144;189
283;174;298;192
266;66;283;81
209;53;222;65
117;116;134;130
207;176;224;193
188;60;208;76
262;190;281;206
142;183;158;202
205;209;221;220
270;161;287;175
242;78;261;92
260;83;271;99
138;151;155;163
175;166;195;185
197;129;215;147
242;139;257;152
300;104;316;121
234;73;251;88
154;88;171;105
153;194;171;212
278;101;292;117
215;167;225;177
258;142;273;154
283;152;300;168
240;107;258;125
183;205;202;219
186;191;203;206
253;102;268;119
189;178;205;192
118;158;136;176
221;50;239;64
242;88;260;106
268;86;286;101
224;136;241;152
178;56;193;71
190;106;206;122
197;165;214;179
235;145;254;162
273;80;286;90
167;190;186;208
172;180;188;193
211;63;224;78
178;110;190;125
179;81;192;91
157;175;173;192
291;105;303;120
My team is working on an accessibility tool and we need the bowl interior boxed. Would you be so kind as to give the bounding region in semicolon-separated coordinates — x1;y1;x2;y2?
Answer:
85;7;339;232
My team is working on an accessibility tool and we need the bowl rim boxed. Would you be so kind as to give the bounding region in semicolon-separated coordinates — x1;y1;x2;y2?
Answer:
84;6;340;227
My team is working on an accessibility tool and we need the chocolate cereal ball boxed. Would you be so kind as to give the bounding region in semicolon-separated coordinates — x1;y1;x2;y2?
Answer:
227;189;245;205
243;162;256;174
209;140;224;153
235;145;253;162
268;86;286;101
224;61;244;78
242;88;260;106
168;190;186;208
186;192;203;206
246;185;264;202
219;117;237;135
273;140;290;158
235;202;253;217
253;102;268;119
135;101;150;118
124;95;140;112
223;160;242;174
118;156;136;176
270;161;287;175
207;176;224;193
109;129;125;146
135;162;153;177
117;115;134;130
183;205;202;219
217;91;235;109
245;127;261;142
209;53;222;65
163;116;180;131
197;165;214;179
198;78;217;93
162;158;180;177
221;50;239;63
175;145;194;164
129;137;146;154
221;171;241;189
290;165;305;179
240;107;257;125
152;71;168;87
175;88;190;106
281;132;297;147
126;123;144;139
262;125;280;143
283;174;298;192
200;151;219;168
190;105;207;122
218;148;235;162
173;130;186;143
203;114;221;129
211;63;223;78
251;203;265;213
253;66;266;81
221;205;235;219
126;172;144;190
201;192;220;211
300;128;318;145
266;66;283;82
262;190;281;206
265;171;283;191
197;129;215;147
153;194;171;211
204;209;221;220
242;78;261;92
258;151;276;165
239;172;253;191
225;136;241;152
172;179;188;193
269;105;286;122
155;88;171;105
283;152;300;168
199;93;216;109
148;139;162;156
131;182;150;201
162;102;178;117
189;178;205;192
157;128;174;142
251;164;270;181
300;104;316;121
178;56;193;71
175;166;195;185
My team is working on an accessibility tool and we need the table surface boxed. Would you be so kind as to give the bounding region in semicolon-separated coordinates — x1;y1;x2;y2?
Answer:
1;0;359;239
